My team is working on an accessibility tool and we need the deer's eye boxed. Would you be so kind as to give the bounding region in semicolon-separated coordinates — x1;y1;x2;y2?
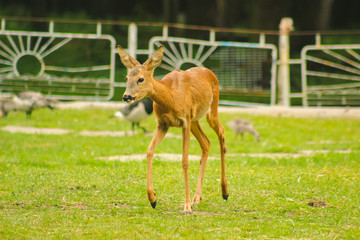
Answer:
137;78;144;84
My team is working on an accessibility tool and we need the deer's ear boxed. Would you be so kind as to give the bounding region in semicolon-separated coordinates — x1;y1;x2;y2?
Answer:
117;45;140;69
144;46;164;71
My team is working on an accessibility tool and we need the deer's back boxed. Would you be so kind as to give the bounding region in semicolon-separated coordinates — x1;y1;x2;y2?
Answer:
162;66;218;94
158;67;219;123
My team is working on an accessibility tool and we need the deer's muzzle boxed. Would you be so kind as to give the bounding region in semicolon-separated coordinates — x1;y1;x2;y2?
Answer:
123;94;136;103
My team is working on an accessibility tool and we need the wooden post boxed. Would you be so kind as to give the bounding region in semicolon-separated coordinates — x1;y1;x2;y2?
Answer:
1;18;5;32
278;17;293;107
128;23;137;58
127;23;137;74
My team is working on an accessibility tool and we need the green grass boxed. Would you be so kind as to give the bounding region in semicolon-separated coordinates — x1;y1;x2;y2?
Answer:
0;107;360;239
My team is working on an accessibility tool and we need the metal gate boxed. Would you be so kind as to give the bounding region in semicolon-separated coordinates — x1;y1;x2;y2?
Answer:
3;17;358;107
301;44;360;106
1;18;278;106
149;36;277;106
0;20;116;100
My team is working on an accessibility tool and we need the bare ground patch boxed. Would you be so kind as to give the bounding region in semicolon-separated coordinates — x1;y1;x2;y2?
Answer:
308;200;329;208
97;153;216;162
2;126;71;135
0;126;183;139
219;106;360;119
56;102;360;119
96;149;358;162
2;126;357;162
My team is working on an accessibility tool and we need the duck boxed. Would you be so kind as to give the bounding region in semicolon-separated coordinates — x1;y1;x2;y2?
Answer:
227;118;261;141
114;98;153;133
0;91;55;118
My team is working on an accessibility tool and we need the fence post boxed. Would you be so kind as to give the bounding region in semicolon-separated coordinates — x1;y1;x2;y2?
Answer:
128;23;137;58
277;17;293;107
1;18;5;32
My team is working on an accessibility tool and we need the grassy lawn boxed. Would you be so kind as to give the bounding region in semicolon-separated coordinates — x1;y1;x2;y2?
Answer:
0;107;359;239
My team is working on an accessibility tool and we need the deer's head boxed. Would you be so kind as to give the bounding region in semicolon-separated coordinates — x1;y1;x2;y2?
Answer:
117;46;164;103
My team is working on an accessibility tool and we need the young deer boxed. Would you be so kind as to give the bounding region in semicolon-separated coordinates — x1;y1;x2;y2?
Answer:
117;45;229;214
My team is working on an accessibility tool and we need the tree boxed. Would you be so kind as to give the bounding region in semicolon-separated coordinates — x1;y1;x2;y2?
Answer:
316;0;335;30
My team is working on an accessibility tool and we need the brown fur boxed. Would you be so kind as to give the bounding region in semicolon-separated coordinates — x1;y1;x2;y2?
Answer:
117;46;228;214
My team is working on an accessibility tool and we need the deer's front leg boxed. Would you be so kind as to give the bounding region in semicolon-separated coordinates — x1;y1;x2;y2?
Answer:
146;124;168;209
182;123;192;214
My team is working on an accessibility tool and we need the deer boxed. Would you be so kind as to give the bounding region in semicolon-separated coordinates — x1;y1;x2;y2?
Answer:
117;45;229;214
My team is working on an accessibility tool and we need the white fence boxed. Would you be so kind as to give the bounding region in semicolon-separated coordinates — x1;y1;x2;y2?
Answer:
148;36;277;105
0;19;116;100
1;17;359;106
301;44;360;106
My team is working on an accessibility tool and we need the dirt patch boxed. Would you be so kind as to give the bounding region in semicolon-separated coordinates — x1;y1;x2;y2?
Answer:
226;152;304;158
53;101;360;119
112;202;131;209
97;149;360;162
1;126;137;136
300;149;354;154
308;200;329;208
97;153;216;162
219;106;360;119
306;140;356;144
227;149;359;159
1;126;184;139
12;201;27;208
192;210;222;216
2;125;356;161
2;126;71;135
234;209;258;214
54;202;88;210
79;130;137;137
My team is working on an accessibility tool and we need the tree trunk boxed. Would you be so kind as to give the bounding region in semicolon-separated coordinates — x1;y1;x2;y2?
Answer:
317;0;335;30
215;0;226;27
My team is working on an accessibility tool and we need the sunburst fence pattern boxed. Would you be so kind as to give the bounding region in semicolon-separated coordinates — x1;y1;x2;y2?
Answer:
0;32;115;100
149;37;277;104
302;45;360;106
2;18;359;106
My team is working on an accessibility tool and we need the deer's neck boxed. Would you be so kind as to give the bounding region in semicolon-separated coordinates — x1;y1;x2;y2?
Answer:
149;78;174;108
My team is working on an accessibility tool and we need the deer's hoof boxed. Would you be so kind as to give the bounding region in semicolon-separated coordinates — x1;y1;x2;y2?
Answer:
184;211;192;215
223;194;229;201
150;200;157;209
192;195;202;206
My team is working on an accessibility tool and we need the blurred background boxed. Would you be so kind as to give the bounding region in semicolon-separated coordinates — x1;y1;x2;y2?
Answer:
1;0;360;30
1;0;360;106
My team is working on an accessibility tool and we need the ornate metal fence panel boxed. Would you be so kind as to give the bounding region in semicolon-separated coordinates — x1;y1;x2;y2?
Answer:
0;27;116;100
149;37;278;105
2;17;360;107
301;45;360;106
0;18;278;105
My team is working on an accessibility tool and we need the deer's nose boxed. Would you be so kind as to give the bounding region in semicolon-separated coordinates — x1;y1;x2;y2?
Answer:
123;95;135;103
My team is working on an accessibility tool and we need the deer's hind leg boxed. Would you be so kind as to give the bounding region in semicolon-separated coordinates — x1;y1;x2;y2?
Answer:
182;123;192;214
206;108;229;200
191;120;210;206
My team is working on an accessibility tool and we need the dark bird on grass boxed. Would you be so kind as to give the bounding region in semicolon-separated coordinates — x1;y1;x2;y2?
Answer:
0;91;56;118
227;118;261;141
114;98;153;133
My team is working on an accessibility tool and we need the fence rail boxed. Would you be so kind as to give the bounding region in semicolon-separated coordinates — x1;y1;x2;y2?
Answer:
301;45;360;106
1;16;360;106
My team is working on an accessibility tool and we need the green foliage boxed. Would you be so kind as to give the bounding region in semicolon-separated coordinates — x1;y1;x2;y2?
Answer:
0;107;360;239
